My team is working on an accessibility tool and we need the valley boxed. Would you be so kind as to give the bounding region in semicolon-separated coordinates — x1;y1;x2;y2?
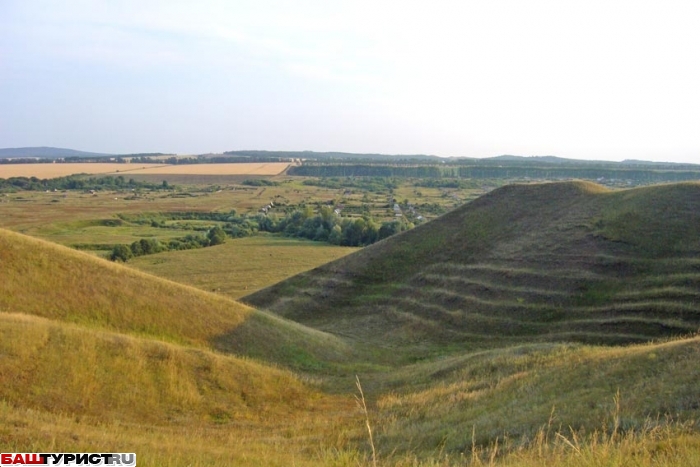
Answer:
1;164;699;466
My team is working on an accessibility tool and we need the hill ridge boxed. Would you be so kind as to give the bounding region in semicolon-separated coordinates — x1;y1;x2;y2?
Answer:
0;146;114;158
243;181;700;360
0;227;353;369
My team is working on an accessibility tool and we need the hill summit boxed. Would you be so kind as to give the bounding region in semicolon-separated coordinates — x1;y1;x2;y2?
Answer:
244;181;700;359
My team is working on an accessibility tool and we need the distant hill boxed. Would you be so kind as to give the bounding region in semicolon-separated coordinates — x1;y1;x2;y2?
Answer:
484;155;581;164
243;181;700;360
483;155;699;168
0;146;114;158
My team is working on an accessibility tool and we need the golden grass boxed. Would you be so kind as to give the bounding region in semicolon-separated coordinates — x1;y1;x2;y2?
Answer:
0;313;362;467
0;228;353;367
371;336;700;458
0;163;166;178
0;313;318;423
0;227;250;345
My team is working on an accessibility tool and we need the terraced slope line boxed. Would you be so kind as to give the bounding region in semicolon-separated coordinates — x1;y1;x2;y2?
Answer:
0;228;352;368
243;181;700;356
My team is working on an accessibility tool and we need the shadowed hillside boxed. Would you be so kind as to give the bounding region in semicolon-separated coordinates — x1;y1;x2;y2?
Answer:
243;181;700;360
0;228;353;369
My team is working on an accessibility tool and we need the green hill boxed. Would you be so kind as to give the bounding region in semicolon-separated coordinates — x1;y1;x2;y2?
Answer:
243;181;700;361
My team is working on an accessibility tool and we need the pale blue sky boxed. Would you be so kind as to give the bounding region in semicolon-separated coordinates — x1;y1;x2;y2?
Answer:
1;1;699;162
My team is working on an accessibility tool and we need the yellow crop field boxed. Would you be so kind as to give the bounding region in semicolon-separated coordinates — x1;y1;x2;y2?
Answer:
133;162;291;175
0;162;290;178
0;163;166;178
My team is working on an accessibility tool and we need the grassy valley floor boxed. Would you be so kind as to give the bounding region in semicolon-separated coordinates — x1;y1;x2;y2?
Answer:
128;235;358;299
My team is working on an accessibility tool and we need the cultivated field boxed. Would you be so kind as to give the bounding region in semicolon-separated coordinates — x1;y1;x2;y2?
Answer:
0;163;166;178
0;162;291;178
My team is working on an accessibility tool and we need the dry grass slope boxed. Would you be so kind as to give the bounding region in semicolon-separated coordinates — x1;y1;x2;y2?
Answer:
0;228;353;368
0;313;362;466
0;229;366;465
0;313;316;424
373;336;700;457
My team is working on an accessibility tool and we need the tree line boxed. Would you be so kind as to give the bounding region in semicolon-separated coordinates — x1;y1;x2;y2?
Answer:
109;227;226;262
0;175;173;192
288;164;700;183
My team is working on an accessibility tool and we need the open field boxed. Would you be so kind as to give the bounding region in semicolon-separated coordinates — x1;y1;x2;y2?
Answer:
0;163;166;178
129;235;358;299
0;182;340;234
0;228;356;369
0;178;487;251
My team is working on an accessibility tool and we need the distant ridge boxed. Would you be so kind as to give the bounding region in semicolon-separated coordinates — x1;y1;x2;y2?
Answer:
244;181;700;358
3;147;697;168
0;146;113;158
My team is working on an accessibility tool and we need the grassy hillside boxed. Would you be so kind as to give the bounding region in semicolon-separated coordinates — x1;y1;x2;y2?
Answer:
372;336;700;457
0;313;363;466
0;228;353;369
243;181;700;361
0;313;321;424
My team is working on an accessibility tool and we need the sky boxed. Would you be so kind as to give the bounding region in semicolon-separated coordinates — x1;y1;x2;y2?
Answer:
1;1;699;163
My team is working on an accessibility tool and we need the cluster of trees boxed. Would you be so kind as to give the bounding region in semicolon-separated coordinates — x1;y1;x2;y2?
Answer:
109;227;226;262
256;206;413;246
116;206;414;251
241;179;280;186
0;175;173;192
